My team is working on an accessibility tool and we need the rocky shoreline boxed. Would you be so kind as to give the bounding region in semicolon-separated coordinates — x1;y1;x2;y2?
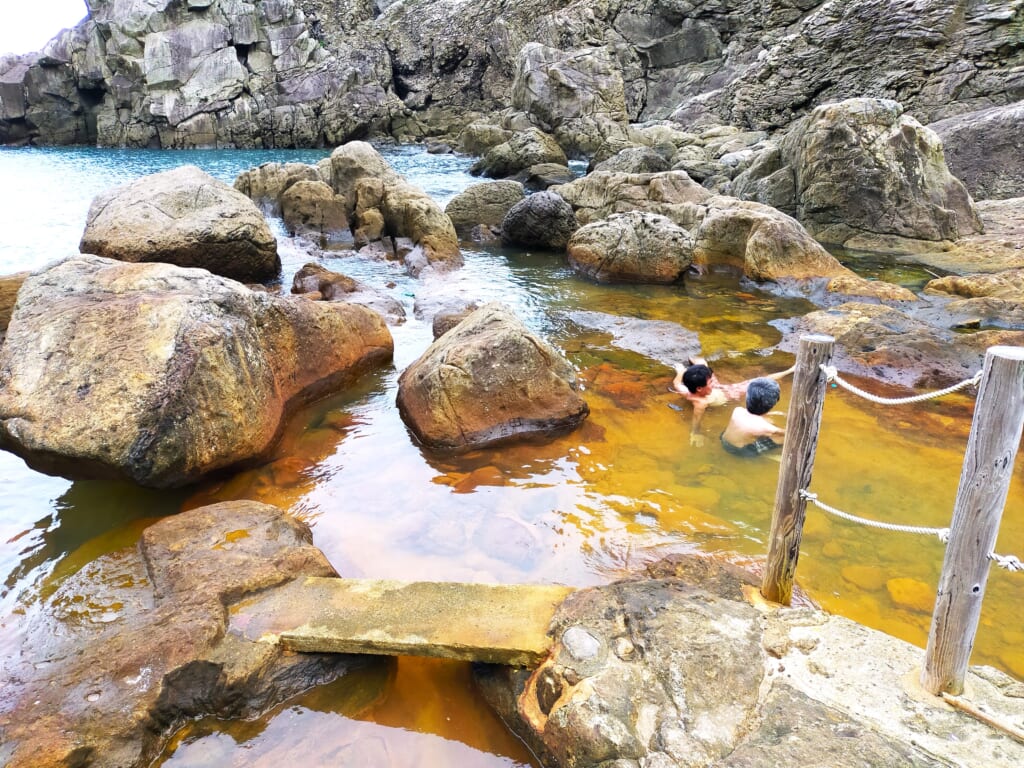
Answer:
1;1;1024;766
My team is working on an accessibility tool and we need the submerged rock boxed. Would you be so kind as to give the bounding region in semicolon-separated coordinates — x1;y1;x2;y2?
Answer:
0;500;384;768
291;262;406;324
396;302;588;453
79;165;280;283
0;255;394;487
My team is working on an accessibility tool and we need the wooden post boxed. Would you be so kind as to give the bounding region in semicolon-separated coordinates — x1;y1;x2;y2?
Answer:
761;334;834;605
921;346;1024;696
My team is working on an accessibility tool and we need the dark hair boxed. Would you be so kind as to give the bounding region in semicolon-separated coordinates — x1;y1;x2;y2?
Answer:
746;378;781;415
681;364;713;393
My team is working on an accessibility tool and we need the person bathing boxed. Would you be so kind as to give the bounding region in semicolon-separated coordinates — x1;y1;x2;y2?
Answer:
720;377;786;457
672;357;794;447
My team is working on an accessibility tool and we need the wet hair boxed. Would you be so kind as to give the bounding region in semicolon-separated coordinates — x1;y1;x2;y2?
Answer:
681;364;713;394
746;378;781;415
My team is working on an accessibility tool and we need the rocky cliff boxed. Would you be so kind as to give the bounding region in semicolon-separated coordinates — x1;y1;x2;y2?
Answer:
0;0;1021;153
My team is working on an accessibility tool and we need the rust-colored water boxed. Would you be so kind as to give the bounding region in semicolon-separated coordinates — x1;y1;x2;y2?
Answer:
3;251;1022;767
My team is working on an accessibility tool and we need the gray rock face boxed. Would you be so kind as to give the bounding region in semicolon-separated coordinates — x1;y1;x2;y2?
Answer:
396;302;588;453
731;99;983;249
1;0;402;148
0;500;385;768
567;211;694;284
0;255;394;487
501;190;579;251
80;165;281;283
512;42;631;153
471;127;568;179
2;0;1022;150
930;101;1024;201
592;146;671;175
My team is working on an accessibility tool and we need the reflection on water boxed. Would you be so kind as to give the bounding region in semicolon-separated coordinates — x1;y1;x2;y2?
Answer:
1;146;1022;766
156;657;534;767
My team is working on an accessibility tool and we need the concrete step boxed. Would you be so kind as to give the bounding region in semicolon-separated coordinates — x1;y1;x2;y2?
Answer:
228;577;575;667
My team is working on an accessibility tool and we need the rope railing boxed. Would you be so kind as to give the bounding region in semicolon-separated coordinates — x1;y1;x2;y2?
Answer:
761;339;1024;697
798;490;1023;572
820;365;983;405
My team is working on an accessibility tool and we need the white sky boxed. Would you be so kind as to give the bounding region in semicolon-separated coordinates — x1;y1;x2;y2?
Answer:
0;0;88;56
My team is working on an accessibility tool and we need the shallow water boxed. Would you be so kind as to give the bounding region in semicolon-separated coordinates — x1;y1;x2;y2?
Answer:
0;146;1021;766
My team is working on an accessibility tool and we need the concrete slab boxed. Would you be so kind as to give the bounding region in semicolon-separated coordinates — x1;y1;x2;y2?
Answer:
227;577;575;667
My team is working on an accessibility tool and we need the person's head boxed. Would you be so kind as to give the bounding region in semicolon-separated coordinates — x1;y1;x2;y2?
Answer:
681;364;715;394
746;377;781;415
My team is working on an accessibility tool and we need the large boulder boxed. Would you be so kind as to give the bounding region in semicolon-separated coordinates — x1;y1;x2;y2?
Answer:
0;255;394;487
567;211;694;284
592;146;672;175
0;500;384;768
444;180;526;236
396;302;588;453
501;191;579;250
693;197;854;282
328;142;462;273
929;101;1024;201
233;161;324;212
80;165;281;283
471;127;568;179
551;170;712;227
280;179;352;242
731;99;983;250
475;554;1019;768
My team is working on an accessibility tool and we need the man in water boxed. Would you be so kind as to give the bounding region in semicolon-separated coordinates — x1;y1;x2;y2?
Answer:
672;357;794;446
720;377;786;457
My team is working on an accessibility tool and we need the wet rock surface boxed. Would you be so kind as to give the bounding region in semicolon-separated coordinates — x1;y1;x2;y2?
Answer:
0;501;381;768
775;301;1024;388
567;211;693;284
475;553;1024;768
397;302;589;453
0;255;394;487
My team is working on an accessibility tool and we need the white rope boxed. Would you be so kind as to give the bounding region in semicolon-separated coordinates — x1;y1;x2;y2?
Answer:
800;490;1023;572
799;490;950;541
820;365;982;405
989;553;1024;573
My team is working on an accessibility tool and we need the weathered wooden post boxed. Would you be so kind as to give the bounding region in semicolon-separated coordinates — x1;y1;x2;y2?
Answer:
761;334;834;605
921;346;1024;696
